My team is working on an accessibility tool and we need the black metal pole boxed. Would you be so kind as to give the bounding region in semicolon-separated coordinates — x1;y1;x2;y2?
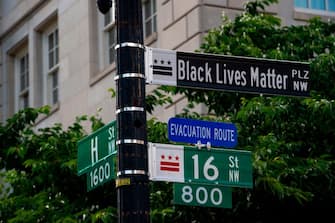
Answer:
114;1;149;223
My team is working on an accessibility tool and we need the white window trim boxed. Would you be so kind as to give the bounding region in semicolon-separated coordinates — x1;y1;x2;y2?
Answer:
14;48;29;112
295;0;335;12
104;23;116;65
98;1;116;69
294;7;335;18
42;23;59;106
143;0;157;38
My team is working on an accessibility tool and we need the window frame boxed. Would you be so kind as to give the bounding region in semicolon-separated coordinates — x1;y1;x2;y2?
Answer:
295;0;335;12
15;49;29;111
95;0;157;76
142;0;157;38
42;24;59;106
100;2;116;67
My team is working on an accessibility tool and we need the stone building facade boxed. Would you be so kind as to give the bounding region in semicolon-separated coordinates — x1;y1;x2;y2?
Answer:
0;0;334;128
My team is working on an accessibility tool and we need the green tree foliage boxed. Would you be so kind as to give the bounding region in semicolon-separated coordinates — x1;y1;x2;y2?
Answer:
156;0;335;222
0;107;170;223
0;107;117;222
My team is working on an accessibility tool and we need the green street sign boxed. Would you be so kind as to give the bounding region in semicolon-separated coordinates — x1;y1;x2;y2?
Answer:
148;143;253;188
184;146;253;188
86;154;117;191
173;183;232;208
77;121;117;175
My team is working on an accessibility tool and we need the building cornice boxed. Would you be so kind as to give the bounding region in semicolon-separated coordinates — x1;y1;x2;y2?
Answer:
0;0;50;42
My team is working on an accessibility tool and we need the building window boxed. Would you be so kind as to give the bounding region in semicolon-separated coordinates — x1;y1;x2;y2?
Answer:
103;3;116;65
48;29;59;70
48;29;59;105
295;0;335;11
143;0;157;38
44;26;59;106
97;0;157;70
18;53;29;109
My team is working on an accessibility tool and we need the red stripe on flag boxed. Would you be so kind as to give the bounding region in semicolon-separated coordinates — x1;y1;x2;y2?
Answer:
160;166;180;172
160;161;179;167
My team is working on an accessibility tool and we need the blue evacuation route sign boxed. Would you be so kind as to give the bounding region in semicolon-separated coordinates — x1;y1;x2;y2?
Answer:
168;117;237;148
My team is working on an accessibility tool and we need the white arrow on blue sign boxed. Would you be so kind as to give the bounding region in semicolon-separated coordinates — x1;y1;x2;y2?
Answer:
168;117;237;148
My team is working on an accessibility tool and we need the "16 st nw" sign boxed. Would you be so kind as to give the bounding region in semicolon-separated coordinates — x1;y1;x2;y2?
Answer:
148;143;253;188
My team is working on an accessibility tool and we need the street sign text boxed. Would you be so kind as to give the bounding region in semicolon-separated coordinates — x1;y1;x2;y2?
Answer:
148;143;253;188
77;121;117;175
173;183;232;208
168;117;237;148
146;47;310;97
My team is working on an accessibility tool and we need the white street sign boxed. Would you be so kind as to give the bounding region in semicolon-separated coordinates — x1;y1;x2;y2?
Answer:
145;47;177;86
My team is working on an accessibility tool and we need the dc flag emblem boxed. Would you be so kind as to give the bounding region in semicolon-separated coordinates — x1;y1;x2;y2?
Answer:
160;154;180;172
153;59;173;76
148;143;184;182
145;47;177;86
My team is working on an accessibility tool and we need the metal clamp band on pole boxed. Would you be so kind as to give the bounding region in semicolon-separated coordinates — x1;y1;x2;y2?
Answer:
114;73;145;80
117;169;148;177
116;107;145;114
116;139;145;145
115;42;145;50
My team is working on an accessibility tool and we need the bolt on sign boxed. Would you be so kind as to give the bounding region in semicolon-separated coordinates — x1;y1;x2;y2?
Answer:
77;121;117;191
